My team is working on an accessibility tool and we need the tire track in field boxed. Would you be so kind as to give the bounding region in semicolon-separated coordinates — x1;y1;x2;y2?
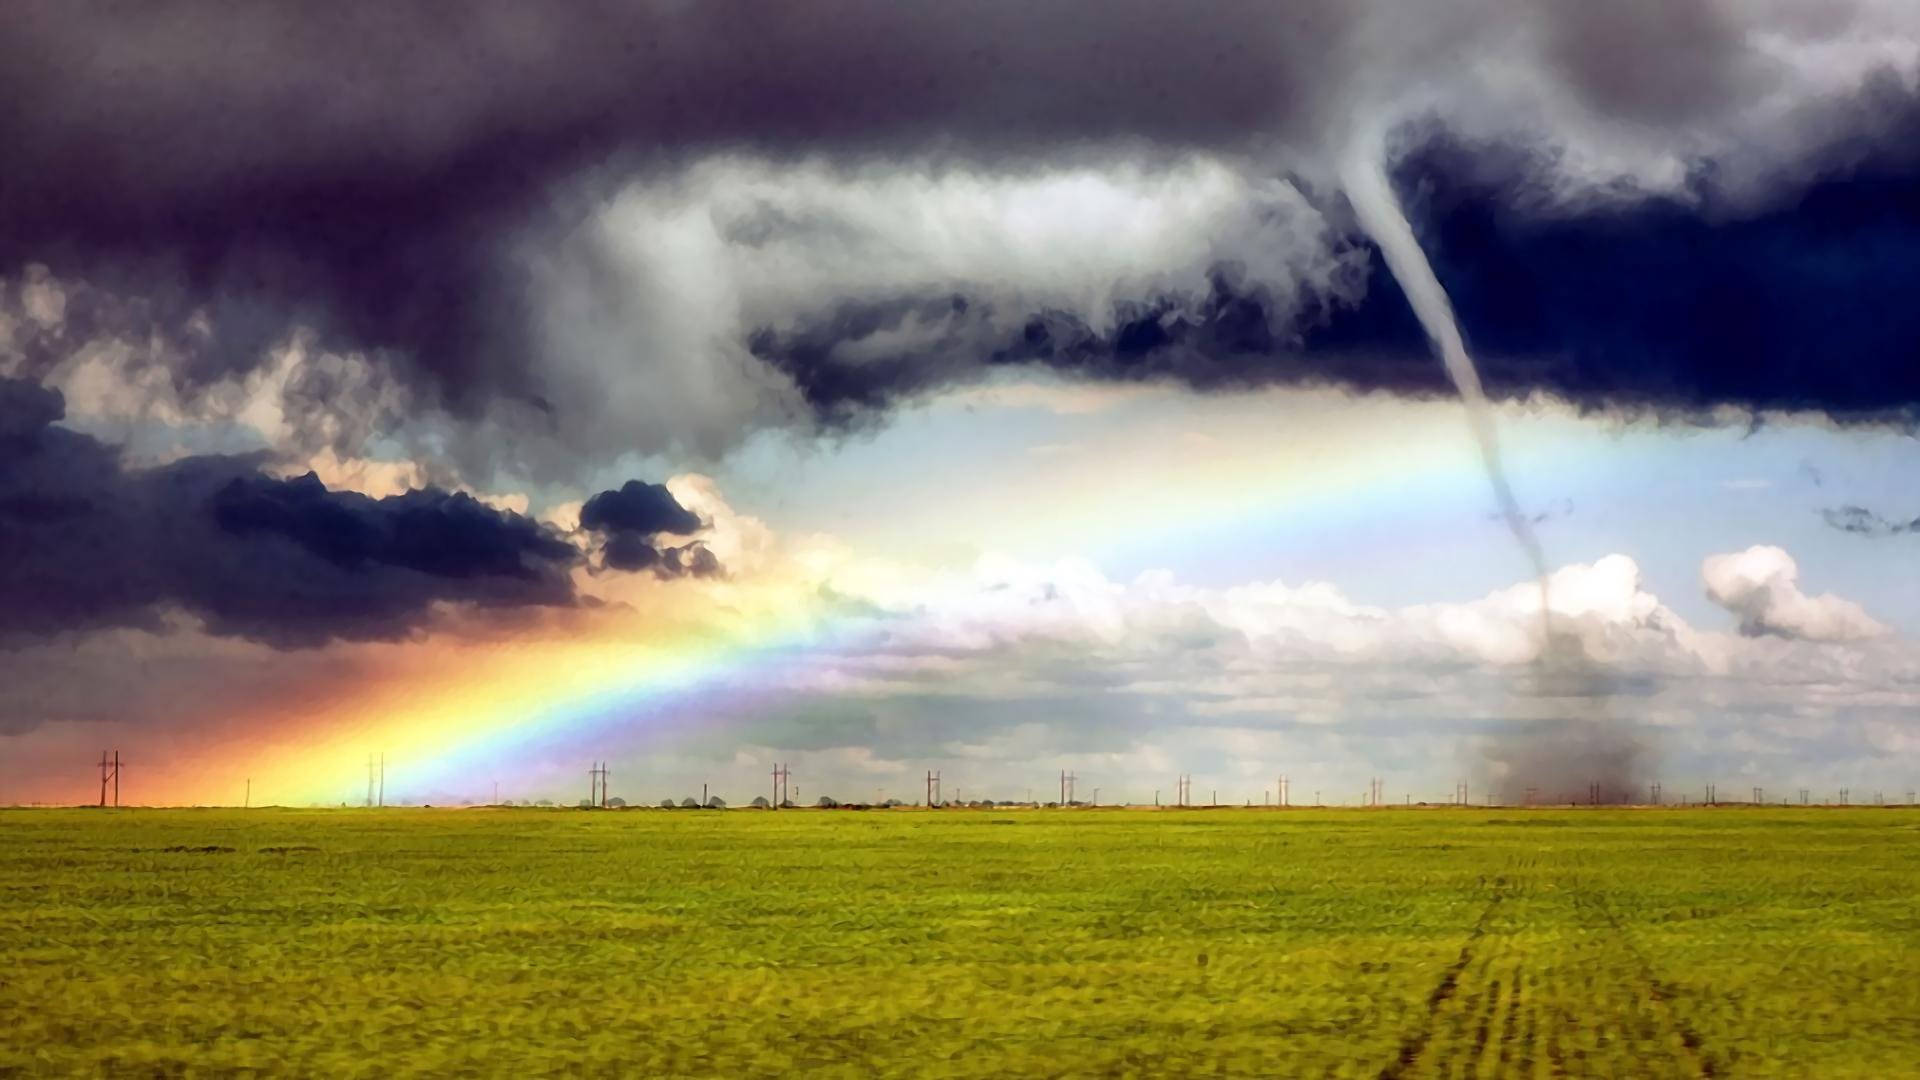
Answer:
1579;887;1719;1079
1377;867;1714;1080
1376;876;1511;1080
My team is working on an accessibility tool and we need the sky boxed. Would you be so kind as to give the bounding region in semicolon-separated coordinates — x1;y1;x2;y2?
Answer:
2;1;1918;808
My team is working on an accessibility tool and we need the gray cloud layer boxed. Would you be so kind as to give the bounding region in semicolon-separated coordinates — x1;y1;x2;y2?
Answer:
5;1;1920;487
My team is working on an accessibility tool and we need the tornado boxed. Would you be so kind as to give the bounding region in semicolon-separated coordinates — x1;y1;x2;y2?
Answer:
1340;150;1553;640
1341;146;1654;803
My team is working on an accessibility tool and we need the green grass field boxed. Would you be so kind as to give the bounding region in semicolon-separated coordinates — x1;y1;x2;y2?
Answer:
3;807;1918;1078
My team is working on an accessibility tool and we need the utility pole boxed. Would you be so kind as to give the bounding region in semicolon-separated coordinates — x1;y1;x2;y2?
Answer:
1706;782;1715;806
367;754;376;808
776;763;792;808
245;778;250;809
379;753;385;808
1651;781;1662;805
98;751;118;808
925;769;940;807
1754;786;1763;805
1279;775;1289;807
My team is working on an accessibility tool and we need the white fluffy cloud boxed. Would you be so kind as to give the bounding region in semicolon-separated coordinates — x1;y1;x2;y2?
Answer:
1702;544;1888;641
620;541;1918;801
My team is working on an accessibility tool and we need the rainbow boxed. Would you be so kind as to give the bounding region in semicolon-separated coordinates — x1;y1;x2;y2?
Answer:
77;391;1648;807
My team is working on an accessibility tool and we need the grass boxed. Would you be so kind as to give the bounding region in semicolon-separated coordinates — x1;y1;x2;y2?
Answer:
2;806;1918;1078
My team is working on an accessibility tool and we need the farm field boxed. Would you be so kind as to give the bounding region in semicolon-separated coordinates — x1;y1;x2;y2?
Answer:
2;807;1918;1078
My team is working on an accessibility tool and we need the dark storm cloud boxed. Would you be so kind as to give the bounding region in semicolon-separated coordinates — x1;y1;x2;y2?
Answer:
0;0;1348;418
0;379;697;646
5;0;1919;464
580;481;701;537
1823;506;1920;537
211;474;577;581
578;480;718;579
752;128;1920;426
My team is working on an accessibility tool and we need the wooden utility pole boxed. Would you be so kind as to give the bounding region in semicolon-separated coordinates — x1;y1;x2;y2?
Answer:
95;751;123;808
925;769;940;807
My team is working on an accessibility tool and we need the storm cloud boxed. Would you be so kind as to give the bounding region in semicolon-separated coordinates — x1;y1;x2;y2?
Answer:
0;378;703;647
578;480;718;578
1824;505;1920;536
6;2;1920;483
752;137;1920;429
